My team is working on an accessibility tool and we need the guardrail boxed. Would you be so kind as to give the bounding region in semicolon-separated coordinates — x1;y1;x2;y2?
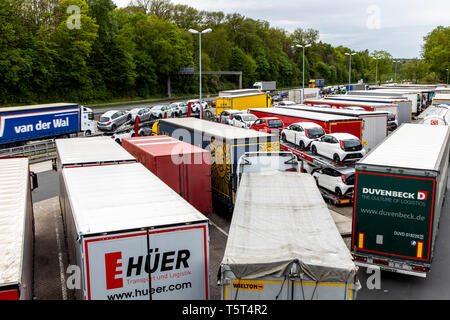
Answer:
0;140;57;163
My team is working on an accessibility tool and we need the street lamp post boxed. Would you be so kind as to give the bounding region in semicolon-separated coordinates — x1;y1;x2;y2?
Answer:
375;57;378;86
394;60;399;83
447;68;449;86
345;52;356;89
292;44;311;103
189;28;212;119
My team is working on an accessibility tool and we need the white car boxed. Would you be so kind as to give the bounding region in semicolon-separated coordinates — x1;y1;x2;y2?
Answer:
151;105;174;118
170;102;188;116
107;129;134;144
312;167;355;196
281;122;325;149
187;100;208;113
310;133;366;163
130;107;152;123
230;113;258;128
217;110;243;125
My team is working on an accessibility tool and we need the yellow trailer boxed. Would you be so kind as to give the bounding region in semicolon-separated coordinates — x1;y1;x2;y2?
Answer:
215;92;271;116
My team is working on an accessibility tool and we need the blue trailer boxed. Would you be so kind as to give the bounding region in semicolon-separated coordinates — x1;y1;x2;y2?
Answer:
0;103;95;146
157;118;280;211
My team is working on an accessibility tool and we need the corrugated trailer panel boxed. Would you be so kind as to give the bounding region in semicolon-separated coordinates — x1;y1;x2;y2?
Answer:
122;136;212;214
158;118;279;210
0;158;33;300
61;163;210;300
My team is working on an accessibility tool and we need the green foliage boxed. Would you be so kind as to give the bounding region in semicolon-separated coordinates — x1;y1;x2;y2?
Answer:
0;0;443;105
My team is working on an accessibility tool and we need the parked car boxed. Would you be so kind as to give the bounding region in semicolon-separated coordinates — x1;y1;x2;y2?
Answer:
387;112;398;131
97;110;131;131
217;109;243;124
312;167;355;196
310;133;366;163
230;113;258;129
170;102;188;116
130;107;152;123
105;128;134;144
281;122;325;149
250;117;284;134
151;105;174;119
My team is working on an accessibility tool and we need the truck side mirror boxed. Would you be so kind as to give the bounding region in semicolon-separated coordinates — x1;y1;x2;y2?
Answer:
52;159;57;172
30;172;38;191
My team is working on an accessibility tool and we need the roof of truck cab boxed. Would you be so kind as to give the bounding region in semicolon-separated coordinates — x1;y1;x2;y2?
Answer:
159;118;277;140
358;124;450;171
55;136;136;166
0;158;29;285
63;162;208;235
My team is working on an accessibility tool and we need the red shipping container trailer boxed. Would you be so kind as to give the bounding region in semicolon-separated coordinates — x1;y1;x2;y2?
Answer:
122;136;212;214
249;107;363;140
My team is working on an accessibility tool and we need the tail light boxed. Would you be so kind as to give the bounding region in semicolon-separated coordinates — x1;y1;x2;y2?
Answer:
107;121;111;125
305;129;309;138
230;114;232;119
112;135;115;139
412;266;427;273
354;256;367;263
341;174;346;184
340;140;345;151
285;168;297;172
373;259;389;266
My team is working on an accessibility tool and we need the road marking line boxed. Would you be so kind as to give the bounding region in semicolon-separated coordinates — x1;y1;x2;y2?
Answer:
209;220;228;237
54;211;67;300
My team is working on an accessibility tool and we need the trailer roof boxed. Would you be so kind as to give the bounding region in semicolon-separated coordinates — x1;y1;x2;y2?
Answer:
122;136;208;157
222;171;357;282
283;105;390;117
56;136;136;166
0;157;29;285
358;124;450;171
326;95;409;102
304;98;394;108
0;103;77;113
63;162;208;235
250;107;359;122
159;118;277;140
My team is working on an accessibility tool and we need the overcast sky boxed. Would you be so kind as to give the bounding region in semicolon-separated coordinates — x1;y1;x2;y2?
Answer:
112;0;450;58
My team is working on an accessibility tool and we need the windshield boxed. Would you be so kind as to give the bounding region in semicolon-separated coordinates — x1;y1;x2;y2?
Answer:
242;115;257;121
307;127;324;137
343;139;362;148
267;120;283;128
99;116;110;122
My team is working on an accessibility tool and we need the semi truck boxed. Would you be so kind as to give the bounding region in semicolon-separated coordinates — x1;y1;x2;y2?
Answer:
288;88;320;103
347;90;419;114
323;95;412;125
352;124;450;277
0;157;38;300
215;91;271;116
248;107;363;140
60;162;210;300
0;103;95;147
219;170;360;300
303;98;400;122
253;81;276;91
280;104;389;151
156;118;280;211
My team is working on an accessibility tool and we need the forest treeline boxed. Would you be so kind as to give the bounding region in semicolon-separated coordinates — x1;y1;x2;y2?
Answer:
0;0;448;104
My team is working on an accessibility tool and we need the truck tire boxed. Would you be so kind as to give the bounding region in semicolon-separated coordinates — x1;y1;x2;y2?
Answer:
85;130;92;137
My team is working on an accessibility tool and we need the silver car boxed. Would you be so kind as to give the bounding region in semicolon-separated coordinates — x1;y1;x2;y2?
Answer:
130;107;152;123
97;110;131;131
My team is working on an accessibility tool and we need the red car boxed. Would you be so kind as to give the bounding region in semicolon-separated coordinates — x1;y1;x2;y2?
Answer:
250;117;285;134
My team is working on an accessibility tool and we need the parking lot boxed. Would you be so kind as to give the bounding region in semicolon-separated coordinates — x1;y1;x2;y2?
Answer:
30;159;450;300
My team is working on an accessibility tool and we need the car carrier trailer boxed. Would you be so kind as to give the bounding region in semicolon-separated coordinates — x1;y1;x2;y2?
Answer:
280;141;355;205
352;123;450;277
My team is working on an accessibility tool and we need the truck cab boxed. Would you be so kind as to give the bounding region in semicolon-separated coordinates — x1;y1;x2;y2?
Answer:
81;106;95;136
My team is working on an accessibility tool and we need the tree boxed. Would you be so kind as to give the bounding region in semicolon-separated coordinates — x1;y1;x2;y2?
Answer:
422;26;450;81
